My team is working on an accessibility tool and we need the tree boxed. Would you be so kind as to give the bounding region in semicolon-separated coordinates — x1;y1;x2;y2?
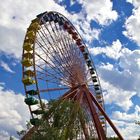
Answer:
136;121;140;126
29;99;88;140
135;121;140;140
107;137;119;140
18;99;89;140
9;136;15;140
17;121;32;138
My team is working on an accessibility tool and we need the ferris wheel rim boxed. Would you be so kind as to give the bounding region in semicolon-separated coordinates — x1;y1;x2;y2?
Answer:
21;11;106;131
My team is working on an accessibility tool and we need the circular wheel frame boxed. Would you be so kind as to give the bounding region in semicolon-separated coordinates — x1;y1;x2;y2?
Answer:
22;11;106;138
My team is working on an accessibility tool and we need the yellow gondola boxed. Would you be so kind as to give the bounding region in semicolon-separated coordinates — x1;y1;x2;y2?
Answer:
21;59;33;67
24;70;35;77
23;43;33;52
22;77;35;85
26;31;35;39
96;95;102;99
28;22;40;31
23;52;33;59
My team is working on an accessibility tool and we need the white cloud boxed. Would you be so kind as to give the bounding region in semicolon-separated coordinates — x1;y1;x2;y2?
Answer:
78;0;118;25
112;105;140;122
0;0;101;59
0;131;10;140
107;119;140;139
100;78;136;111
98;62;133;92
98;58;140;97
0;131;18;140
89;39;124;60
119;49;140;95
70;12;101;43
0;0;69;30
0;82;5;86
0;0;119;59
0;26;24;59
126;0;140;8
126;0;133;3
70;0;76;6
91;39;140;97
99;63;114;70
107;105;140;139
123;3;140;46
0;61;15;73
0;0;70;59
119;49;140;71
0;84;30;139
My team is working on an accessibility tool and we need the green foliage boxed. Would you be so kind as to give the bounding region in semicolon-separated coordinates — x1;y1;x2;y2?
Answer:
17;130;26;137
17;121;32;138
135;121;140;140
135;121;140;126
9;136;15;140
29;99;88;140
107;137;119;140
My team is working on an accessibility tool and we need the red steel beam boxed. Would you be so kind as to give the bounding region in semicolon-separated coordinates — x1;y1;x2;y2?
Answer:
76;90;90;140
84;87;107;140
21;126;37;140
63;89;90;140
71;90;90;139
40;87;69;92
89;91;124;140
62;90;77;100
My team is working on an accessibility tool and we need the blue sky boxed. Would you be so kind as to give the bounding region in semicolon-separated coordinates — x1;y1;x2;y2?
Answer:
0;0;140;139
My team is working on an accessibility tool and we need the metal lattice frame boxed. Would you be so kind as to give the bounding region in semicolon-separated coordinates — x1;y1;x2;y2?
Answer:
21;11;123;140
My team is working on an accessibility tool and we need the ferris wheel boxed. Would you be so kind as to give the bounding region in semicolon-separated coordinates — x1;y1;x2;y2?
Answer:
21;11;123;140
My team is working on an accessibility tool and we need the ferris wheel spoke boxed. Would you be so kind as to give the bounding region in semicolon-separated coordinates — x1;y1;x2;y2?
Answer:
39;87;69;93
51;22;81;69
35;52;66;77
35;40;70;76
35;64;71;85
40;21;83;81
36;69;62;81
65;37;78;58
37;76;71;87
41;24;67;63
64;34;84;67
36;70;65;84
37;77;61;85
46;22;74;66
57;30;86;81
42;24;74;69
63;38;79;65
62;28;80;58
55;23;79;65
35;52;71;82
70;38;83;62
36;31;78;82
37;76;60;84
35;63;72;85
